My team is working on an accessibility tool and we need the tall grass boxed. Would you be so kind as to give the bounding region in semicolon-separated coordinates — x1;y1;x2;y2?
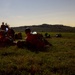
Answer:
0;32;75;75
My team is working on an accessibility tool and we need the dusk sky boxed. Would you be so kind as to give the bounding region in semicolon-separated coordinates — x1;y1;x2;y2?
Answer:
0;0;75;27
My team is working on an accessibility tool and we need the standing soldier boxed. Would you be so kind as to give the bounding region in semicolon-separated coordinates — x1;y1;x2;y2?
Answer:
1;22;6;31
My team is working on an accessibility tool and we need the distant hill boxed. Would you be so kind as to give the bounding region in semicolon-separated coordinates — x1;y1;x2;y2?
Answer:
12;24;75;32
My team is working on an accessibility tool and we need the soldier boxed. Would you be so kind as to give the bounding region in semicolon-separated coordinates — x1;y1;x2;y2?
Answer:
17;28;52;51
1;22;6;30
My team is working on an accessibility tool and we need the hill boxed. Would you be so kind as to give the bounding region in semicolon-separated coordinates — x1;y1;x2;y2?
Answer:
12;24;75;32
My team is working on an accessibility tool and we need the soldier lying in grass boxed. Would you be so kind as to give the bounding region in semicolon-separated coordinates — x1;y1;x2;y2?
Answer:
17;28;52;51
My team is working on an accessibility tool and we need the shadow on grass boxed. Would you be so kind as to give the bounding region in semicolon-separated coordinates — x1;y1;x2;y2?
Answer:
16;45;53;54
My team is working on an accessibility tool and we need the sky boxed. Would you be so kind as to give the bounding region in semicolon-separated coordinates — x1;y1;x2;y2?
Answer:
0;0;75;27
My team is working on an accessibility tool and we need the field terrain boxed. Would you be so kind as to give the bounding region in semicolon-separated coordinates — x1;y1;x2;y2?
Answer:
0;32;75;75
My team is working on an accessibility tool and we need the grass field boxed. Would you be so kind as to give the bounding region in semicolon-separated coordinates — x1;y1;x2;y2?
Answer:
0;32;75;75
